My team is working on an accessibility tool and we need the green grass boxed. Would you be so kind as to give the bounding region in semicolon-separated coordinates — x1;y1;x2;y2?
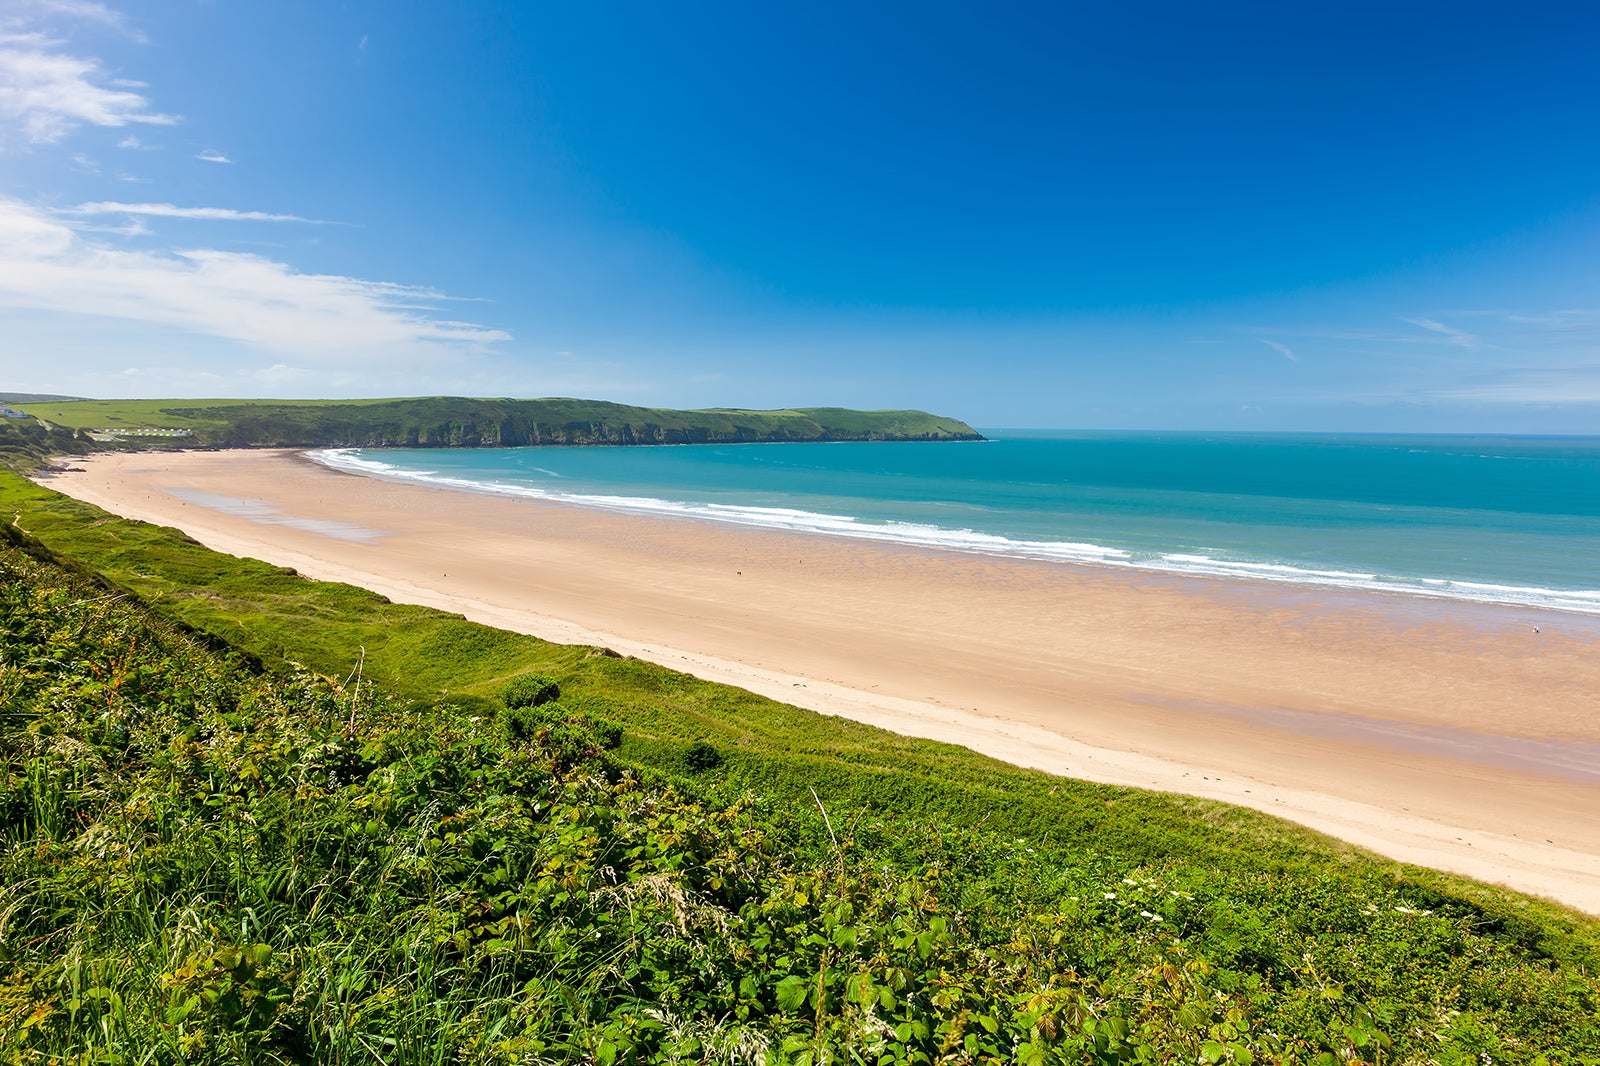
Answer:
0;418;95;470
12;396;412;432
2;467;1599;1062
13;396;983;447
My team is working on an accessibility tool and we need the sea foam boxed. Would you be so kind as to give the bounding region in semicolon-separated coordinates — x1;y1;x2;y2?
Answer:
309;443;1600;617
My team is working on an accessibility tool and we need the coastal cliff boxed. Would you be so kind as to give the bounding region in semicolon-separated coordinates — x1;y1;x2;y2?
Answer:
15;396;985;449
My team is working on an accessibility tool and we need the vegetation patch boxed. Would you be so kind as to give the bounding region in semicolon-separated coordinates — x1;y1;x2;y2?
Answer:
685;740;725;772
0;418;95;470
503;672;562;709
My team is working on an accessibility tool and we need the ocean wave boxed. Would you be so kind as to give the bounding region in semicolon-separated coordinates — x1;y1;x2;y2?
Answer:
1159;554;1377;581
1151;555;1600;614
308;449;1600;616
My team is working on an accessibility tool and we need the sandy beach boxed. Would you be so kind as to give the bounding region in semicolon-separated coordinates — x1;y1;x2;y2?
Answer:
37;448;1600;914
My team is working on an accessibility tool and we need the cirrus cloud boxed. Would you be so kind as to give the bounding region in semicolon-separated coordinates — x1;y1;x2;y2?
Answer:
1259;338;1298;362
0;198;509;358
0;30;175;145
7;2;141;36
1401;316;1479;349
65;200;331;224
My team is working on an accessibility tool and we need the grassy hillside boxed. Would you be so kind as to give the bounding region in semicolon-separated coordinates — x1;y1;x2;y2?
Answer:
0;415;95;468
2;468;1598;1062
15;396;984;447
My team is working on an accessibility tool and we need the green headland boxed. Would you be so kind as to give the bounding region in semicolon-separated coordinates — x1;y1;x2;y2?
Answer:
11;396;984;448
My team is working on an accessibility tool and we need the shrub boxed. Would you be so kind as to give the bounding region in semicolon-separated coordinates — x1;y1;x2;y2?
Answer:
684;741;723;771
501;703;552;743
501;702;623;758
502;672;560;709
589;716;624;750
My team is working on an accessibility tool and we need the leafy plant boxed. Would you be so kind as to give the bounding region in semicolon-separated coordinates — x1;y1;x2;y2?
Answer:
502;671;560;709
684;740;723;771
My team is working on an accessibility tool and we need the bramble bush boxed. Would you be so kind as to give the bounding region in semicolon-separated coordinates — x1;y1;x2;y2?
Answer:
502;671;561;708
685;740;723;771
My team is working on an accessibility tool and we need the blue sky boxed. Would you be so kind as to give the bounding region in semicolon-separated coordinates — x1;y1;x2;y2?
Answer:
1;1;1597;430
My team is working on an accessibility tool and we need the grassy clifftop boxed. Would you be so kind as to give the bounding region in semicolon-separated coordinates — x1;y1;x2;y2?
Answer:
16;396;984;448
0;415;94;469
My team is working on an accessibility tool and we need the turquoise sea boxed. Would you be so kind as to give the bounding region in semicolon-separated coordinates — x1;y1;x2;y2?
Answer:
313;431;1600;615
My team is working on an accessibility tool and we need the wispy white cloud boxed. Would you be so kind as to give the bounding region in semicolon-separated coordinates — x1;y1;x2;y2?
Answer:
1492;309;1600;338
1402;316;1479;348
66;201;330;224
0;198;510;358
1242;308;1600;413
10;1;143;38
194;147;230;163
1437;365;1600;404
1259;338;1298;362
0;30;174;144
71;214;149;236
1275;310;1596;355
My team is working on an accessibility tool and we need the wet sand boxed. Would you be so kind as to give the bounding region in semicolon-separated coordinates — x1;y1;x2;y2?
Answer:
37;449;1600;913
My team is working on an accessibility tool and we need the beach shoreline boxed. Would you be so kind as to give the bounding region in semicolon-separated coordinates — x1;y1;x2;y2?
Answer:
303;439;1600;620
36;447;1600;913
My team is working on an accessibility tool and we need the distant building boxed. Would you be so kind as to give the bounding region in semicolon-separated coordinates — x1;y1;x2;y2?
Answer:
0;406;30;419
89;427;193;437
